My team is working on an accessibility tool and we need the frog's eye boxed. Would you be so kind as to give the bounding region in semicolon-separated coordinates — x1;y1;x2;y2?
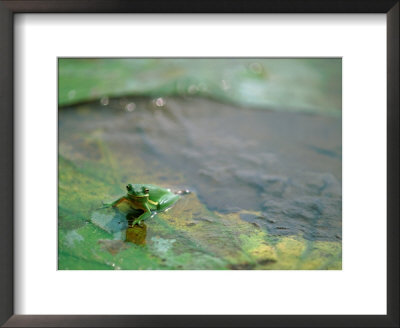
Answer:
126;184;133;191
144;188;149;193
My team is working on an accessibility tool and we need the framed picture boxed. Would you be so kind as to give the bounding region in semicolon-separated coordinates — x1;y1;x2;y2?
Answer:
0;1;398;327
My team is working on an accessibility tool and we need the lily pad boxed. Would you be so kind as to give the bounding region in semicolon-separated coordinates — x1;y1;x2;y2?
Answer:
58;58;342;116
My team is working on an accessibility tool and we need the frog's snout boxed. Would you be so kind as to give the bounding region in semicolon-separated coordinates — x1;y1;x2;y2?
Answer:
126;184;133;192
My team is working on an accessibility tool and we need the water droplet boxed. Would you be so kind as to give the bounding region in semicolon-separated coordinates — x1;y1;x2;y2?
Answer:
153;97;166;108
100;96;109;106
125;102;136;112
221;80;230;91
68;90;76;99
249;62;264;75
188;85;199;95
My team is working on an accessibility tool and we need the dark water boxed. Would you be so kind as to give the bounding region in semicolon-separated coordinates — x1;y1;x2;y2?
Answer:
60;96;341;242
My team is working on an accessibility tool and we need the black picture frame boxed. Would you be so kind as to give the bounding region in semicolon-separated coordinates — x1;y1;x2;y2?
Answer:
0;1;398;327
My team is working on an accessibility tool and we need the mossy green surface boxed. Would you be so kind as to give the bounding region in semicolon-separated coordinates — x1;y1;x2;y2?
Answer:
58;139;342;270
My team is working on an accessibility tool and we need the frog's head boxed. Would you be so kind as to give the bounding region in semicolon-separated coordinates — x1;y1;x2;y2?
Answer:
126;184;149;197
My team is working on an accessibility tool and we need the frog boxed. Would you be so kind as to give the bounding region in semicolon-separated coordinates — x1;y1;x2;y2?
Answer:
102;183;180;226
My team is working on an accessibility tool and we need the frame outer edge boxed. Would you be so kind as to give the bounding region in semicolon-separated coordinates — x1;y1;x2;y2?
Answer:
1;0;399;13
0;1;14;327
1;1;399;327
387;2;400;326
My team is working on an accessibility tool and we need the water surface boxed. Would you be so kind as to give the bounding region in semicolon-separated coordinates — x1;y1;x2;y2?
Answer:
58;96;342;269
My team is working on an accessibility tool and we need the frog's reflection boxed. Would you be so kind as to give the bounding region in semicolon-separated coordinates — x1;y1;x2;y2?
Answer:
124;213;147;245
125;223;147;245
